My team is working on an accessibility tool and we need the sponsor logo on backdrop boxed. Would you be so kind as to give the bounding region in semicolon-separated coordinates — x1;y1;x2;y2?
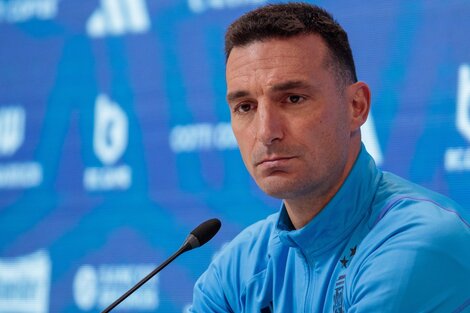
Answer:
0;250;52;313
87;0;150;38
188;0;267;14
0;106;24;156
445;64;470;171
0;0;58;23
0;106;43;188
73;264;159;311
169;122;238;153
83;94;132;191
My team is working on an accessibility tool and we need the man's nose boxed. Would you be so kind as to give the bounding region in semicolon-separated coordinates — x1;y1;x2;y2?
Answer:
256;103;284;145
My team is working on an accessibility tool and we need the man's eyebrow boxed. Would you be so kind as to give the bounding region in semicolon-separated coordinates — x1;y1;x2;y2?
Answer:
226;90;250;102
270;80;310;92
226;81;311;102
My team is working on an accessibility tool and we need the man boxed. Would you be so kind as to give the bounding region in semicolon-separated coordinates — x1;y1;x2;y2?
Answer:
190;3;470;312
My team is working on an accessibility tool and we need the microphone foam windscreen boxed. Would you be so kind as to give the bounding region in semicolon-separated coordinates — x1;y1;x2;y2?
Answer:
190;218;221;246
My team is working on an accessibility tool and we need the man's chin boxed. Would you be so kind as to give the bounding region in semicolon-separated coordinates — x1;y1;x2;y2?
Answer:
257;180;301;200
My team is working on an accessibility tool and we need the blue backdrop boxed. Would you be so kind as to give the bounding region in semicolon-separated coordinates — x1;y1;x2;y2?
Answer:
1;0;469;312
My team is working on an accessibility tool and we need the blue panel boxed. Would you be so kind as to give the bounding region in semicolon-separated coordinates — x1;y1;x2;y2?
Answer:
0;0;469;312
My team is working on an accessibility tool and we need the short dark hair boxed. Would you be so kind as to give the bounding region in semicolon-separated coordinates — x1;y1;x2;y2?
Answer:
224;2;358;85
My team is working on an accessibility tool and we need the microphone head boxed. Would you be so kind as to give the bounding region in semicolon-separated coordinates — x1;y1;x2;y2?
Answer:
190;218;221;247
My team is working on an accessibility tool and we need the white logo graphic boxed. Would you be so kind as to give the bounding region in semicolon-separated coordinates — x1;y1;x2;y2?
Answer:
0;0;58;23
170;122;238;153
362;114;383;166
0;250;52;313
188;0;266;14
0;106;43;188
0;106;25;156
445;64;470;172
93;94;128;166
0;162;43;188
83;94;131;191
73;265;98;311
73;264;159;311
456;64;470;142
87;0;150;38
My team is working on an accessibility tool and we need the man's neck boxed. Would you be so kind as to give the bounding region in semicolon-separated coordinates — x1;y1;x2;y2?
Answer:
284;141;362;229
283;182;342;229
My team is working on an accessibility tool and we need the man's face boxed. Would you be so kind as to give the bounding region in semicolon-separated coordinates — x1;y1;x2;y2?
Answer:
226;34;364;205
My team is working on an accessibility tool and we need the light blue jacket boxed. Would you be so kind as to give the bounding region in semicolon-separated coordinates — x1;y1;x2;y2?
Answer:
190;147;470;312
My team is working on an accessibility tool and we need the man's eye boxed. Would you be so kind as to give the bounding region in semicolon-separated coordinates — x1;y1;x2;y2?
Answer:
236;103;252;113
287;95;303;103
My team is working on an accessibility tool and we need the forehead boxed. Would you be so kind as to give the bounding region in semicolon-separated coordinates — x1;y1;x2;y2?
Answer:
225;34;331;86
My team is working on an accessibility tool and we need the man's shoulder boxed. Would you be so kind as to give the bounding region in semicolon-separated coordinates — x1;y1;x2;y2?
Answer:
216;212;280;265
346;172;470;312
190;213;282;312
196;212;280;301
374;171;469;227
362;171;470;256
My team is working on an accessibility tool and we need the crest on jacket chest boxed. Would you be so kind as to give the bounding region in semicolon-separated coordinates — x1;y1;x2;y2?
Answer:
334;244;357;313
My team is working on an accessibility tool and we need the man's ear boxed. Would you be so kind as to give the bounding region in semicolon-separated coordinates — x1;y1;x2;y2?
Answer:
347;81;371;131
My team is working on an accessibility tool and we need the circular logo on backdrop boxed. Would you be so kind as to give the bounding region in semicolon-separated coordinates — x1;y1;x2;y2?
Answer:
73;265;98;311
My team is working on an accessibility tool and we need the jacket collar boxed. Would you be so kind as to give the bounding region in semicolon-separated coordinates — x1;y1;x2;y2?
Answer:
275;145;382;256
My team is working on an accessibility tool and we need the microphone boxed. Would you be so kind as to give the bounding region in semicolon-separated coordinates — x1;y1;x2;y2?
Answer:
101;218;221;313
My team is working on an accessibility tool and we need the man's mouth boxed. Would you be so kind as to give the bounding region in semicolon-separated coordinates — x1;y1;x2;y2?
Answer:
256;156;296;167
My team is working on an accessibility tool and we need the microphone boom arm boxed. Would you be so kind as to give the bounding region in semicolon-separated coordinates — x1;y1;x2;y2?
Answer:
101;244;188;313
101;218;221;313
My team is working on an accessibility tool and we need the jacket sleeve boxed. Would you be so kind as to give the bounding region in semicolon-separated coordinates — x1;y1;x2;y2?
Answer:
189;262;234;313
346;202;470;313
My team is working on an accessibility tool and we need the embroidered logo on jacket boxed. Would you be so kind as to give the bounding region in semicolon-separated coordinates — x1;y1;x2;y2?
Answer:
334;245;357;312
333;274;346;313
